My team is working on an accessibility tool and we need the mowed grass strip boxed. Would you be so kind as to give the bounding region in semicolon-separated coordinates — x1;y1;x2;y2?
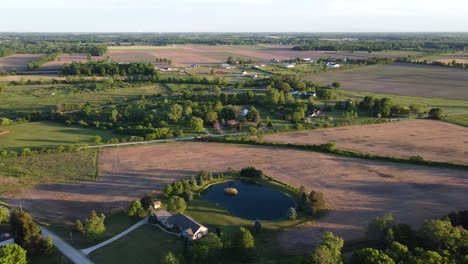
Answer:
0;150;98;192
443;114;468;126
0;121;116;151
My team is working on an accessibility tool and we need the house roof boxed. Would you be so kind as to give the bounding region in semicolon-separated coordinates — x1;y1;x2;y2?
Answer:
0;233;13;242
226;120;240;126
154;209;172;219
168;213;205;235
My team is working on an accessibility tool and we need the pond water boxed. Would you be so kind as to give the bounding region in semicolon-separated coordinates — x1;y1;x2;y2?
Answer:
200;180;296;220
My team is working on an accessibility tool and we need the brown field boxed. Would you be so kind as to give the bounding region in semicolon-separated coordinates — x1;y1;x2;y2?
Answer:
38;53;98;71
265;120;468;165
0;54;46;71
102;45;419;67
1;142;467;254
307;63;468;100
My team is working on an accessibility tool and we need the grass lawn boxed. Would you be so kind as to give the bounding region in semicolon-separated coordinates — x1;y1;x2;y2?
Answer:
48;212;141;249
89;225;183;264
29;249;73;264
0;121;117;151
0;150;98;193
443;114;468;126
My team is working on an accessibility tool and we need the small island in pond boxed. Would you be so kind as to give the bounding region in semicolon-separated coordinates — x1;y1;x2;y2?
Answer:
224;187;238;196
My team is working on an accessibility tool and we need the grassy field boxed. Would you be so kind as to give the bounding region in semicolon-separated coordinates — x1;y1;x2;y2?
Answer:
0;83;164;115
306;63;468;100
89;224;183;264
0;150;98;193
341;90;468;114
443;114;468;126
0;121;117;151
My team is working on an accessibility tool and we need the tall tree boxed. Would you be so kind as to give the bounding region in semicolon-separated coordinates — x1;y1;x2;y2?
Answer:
0;244;27;264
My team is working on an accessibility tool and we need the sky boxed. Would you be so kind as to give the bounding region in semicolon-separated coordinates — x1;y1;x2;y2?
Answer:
1;0;468;32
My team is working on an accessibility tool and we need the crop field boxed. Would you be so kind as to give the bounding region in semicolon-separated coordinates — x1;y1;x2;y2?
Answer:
0;83;164;115
38;53;98;71
0;54;46;71
99;45;422;67
0;121;117;151
264;120;468;164
2;142;467;254
306;63;468;100
424;51;468;64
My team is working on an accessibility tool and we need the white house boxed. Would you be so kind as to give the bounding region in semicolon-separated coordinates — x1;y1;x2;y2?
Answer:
241;71;248;76
167;213;208;240
302;58;313;62
242;109;249;116
0;233;14;247
326;63;341;68
285;64;295;68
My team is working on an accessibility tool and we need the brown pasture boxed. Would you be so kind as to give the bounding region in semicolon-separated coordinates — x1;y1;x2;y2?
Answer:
265;120;468;165
1;142;467;254
0;54;46;71
39;53;97;71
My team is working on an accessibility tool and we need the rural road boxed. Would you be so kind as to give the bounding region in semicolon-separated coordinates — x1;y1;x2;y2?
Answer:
41;227;94;264
81;217;148;255
83;132;246;149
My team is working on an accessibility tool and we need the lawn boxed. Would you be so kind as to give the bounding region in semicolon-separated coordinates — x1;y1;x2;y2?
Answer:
305;63;468;100
48;212;142;249
0;121;117;151
443;114;468;126
0;150;98;193
0;83;164;115
89;224;183;264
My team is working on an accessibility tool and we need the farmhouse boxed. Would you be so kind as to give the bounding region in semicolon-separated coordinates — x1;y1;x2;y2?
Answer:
285;64;295;68
326;62;341;68
241;71;248;76
0;233;14;247
215;71;225;75
154;210;208;240
272;58;281;63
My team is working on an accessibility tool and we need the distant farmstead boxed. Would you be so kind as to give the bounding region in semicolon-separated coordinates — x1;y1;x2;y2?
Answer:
154;210;208;240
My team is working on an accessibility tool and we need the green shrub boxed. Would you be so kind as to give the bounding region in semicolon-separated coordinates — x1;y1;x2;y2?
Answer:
240;167;264;179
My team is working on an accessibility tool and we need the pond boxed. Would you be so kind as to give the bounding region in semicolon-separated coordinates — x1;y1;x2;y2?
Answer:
200;180;296;220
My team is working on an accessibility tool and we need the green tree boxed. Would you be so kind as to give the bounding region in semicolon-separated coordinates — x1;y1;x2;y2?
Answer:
161;251;180;264
428;108;445;120
310;232;344;264
421;220;462;252
110;108;119;123
93;136;102;145
254;219;262;234
140;194;153;211
351;248;395;264
331;81;341;89
205;111;218;124
234;227;255;257
128;200;147;218
10;210;53;256
167;196;186;214
82;211;106;238
0;244;27;264
0;207;8;224
192;233;223;264
168;103;183;122
287;207;297;220
367;213;394;246
190;117;205;133
266;87;280;105
385;241;410;263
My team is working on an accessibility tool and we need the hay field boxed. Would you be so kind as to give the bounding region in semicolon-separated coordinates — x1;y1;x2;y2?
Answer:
307;63;468;100
2;142;467;254
264;120;468;164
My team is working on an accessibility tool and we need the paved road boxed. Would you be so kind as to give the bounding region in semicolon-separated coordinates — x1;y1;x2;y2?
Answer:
83;132;246;149
41;227;94;264
81;217;148;255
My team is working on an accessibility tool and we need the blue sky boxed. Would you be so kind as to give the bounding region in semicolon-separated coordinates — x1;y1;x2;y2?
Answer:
2;0;468;32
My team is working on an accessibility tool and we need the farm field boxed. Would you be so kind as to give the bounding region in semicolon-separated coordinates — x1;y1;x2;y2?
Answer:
101;45;421;67
38;53;99;71
0;83;164;114
306;63;468;100
0;121;117;150
0;54;46;71
423;51;468;64
2;142;467;253
264;120;468;164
